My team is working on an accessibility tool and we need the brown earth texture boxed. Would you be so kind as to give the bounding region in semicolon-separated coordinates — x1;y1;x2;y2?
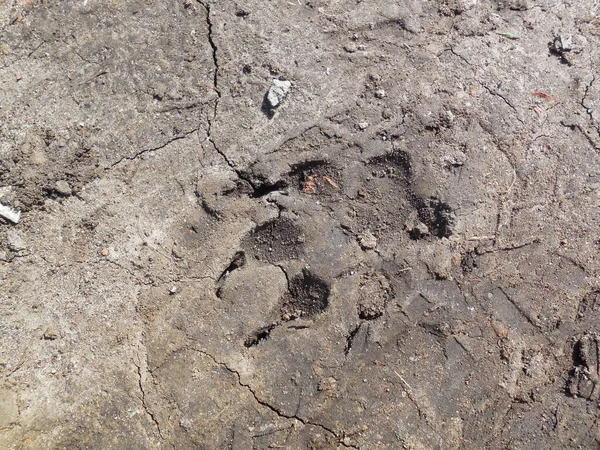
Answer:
1;0;600;449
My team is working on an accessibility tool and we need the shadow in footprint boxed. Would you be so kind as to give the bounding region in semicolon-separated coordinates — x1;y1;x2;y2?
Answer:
282;269;330;319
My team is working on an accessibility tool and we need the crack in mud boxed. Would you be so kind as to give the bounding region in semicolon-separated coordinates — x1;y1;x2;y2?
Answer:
581;74;595;116
198;0;246;176
561;121;600;150
133;360;167;443
478;81;523;123
108;128;200;168
448;47;523;126
133;339;179;449
447;46;476;71
193;348;358;448
199;1;220;96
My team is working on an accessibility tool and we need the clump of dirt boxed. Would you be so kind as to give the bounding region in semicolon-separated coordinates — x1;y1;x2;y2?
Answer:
357;271;392;320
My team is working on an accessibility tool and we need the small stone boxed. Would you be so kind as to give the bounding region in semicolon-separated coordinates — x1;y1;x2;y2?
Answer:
6;230;26;251
375;89;386;99
491;320;509;338
30;150;47;165
344;43;357;53
357;122;369;130
359;231;377;250
100;248;110;257
442;153;465;168
43;325;60;340
169;286;177;295
0;203;21;224
266;79;291;109
55;180;72;196
554;35;571;52
553;34;587;54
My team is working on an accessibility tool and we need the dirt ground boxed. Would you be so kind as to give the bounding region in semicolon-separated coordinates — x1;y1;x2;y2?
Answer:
1;0;600;448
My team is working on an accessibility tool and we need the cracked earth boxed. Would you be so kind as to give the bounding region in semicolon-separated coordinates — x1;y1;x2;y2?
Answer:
1;0;600;449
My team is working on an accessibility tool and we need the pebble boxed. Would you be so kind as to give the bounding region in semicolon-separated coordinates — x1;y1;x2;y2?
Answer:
43;325;60;340
375;89;386;99
7;230;26;251
491;320;509;338
0;203;21;224
359;231;377;250
30;149;47;165
266;79;291;109
55;180;72;196
101;248;110;257
344;43;357;53
358;122;369;130
552;34;587;56
554;35;574;52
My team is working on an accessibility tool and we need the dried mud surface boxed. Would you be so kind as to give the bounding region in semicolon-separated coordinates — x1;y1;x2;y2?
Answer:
1;1;600;449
